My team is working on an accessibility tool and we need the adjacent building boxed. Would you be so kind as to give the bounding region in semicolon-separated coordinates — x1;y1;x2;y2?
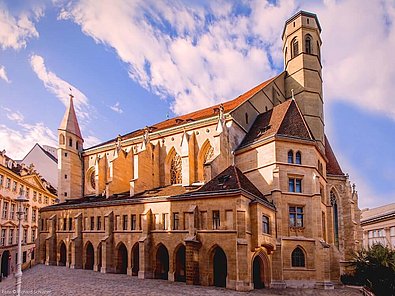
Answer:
37;11;362;290
361;203;395;249
0;150;57;279
19;144;58;189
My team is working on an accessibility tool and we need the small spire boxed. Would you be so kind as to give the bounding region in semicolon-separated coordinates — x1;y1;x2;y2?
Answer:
59;88;82;139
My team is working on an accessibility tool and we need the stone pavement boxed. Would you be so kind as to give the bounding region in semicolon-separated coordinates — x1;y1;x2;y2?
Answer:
0;265;362;296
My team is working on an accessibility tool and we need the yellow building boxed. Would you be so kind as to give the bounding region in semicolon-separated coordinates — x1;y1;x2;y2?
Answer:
361;203;395;249
37;11;362;290
0;150;57;279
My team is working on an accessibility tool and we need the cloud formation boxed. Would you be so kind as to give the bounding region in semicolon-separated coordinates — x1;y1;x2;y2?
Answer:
0;4;41;50
110;102;123;114
0;65;10;83
29;54;92;121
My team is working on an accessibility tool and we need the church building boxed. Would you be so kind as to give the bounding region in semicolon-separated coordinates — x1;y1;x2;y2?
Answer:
37;11;362;290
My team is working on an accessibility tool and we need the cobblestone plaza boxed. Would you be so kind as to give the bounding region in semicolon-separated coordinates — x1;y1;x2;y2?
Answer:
0;265;362;296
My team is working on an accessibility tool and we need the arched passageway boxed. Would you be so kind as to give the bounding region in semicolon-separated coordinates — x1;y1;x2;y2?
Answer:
213;247;227;287
131;243;139;276
1;250;10;278
175;245;186;282
85;242;94;270
59;242;67;266
253;255;265;289
155;244;169;280
116;243;128;274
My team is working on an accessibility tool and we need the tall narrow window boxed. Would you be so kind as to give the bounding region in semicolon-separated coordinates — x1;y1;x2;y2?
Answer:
331;191;339;247
291;247;305;267
292;38;299;57
295;151;302;164
262;215;270;234
170;153;182;184
63;218;67;231
131;214;136;230
163;213;169;230
322;211;326;241
90;217;95;231
173;212;179;230
69;217;73;231
245;113;249;125
213;210;220;230
69;138;73;147
317;41;321;60
305;35;312;54
288;150;294;163
123;215;128;230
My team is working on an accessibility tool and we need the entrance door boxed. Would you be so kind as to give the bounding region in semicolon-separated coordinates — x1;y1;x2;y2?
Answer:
59;242;66;266
116;243;128;274
175;245;186;282
85;242;94;270
131;243;139;276
155;244;169;280
1;251;10;278
253;256;265;289
213;247;227;287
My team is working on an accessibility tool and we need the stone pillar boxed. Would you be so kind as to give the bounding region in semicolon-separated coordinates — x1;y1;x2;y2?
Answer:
315;242;334;289
270;243;286;288
235;239;250;291
185;238;201;285
47;214;57;266
70;213;83;269
138;209;153;279
101;211;114;273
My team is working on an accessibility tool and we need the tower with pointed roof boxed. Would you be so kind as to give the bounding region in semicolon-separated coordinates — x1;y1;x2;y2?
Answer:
57;94;84;202
283;11;324;151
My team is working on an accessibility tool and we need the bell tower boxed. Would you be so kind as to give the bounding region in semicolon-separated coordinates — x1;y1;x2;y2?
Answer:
283;11;324;151
58;93;84;202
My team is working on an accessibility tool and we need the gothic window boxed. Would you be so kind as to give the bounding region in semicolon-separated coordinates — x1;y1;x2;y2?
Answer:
305;35;312;54
330;191;339;247
291;247;305;267
295;151;302;164
204;146;214;164
291;38;299;58
170;153;182;184
288;150;294;163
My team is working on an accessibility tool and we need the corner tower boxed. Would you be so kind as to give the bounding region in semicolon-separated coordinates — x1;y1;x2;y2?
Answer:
283;11;324;151
58;94;83;202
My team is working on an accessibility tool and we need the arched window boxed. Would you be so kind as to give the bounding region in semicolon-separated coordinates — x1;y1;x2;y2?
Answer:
69;138;73;147
305;35;312;54
287;150;294;164
291;38;299;58
330;191;339;247
59;134;65;145
170;153;182;184
204;146;214;164
295;151;302;164
291;247;305;267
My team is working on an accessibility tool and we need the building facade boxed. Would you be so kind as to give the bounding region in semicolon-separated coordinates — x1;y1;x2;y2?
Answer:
19;144;58;189
0;150;57;280
37;11;362;290
361;203;395;249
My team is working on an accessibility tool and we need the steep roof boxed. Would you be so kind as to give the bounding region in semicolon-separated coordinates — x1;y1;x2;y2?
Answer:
21;143;58;164
87;75;278;150
324;136;344;175
238;99;313;148
178;165;272;206
59;95;82;139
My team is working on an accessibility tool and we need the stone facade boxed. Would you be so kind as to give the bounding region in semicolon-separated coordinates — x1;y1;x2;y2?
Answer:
0;150;57;280
37;11;363;291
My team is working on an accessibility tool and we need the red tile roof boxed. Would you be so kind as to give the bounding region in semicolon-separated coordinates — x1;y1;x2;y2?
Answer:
324;135;344;175
87;75;277;149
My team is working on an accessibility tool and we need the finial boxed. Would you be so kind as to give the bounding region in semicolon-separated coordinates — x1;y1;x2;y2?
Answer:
69;87;74;100
352;183;356;193
291;89;294;100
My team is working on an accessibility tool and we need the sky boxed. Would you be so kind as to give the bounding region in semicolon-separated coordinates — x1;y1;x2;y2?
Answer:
0;0;394;209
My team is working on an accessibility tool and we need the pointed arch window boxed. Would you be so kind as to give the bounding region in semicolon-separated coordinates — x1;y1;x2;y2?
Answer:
295;151;302;164
291;247;305;267
288;150;294;163
170;153;182;184
204;146;214;164
305;35;312;54
59;134;65;145
330;191;339;247
291;38;299;58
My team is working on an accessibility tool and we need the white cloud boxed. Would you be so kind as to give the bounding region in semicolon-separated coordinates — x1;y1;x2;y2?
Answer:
110;102;123;114
0;5;41;50
0;65;10;83
84;135;102;148
29;54;92;121
57;0;283;115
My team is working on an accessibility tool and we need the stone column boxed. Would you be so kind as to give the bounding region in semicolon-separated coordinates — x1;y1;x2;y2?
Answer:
101;211;114;273
185;239;201;285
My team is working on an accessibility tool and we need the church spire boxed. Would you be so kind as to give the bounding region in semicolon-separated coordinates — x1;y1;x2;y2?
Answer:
59;93;82;139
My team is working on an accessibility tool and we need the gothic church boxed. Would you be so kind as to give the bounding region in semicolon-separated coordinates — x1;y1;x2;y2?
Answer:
37;11;362;290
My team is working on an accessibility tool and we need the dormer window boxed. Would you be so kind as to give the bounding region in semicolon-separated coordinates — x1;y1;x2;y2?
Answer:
305;35;312;54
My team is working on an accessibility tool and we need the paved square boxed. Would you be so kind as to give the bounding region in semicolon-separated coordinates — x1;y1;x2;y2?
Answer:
0;265;362;296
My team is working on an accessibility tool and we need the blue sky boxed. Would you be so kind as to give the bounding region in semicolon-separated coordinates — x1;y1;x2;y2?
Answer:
0;0;394;208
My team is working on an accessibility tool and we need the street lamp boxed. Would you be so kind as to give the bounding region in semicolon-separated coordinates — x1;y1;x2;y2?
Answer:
15;193;29;296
